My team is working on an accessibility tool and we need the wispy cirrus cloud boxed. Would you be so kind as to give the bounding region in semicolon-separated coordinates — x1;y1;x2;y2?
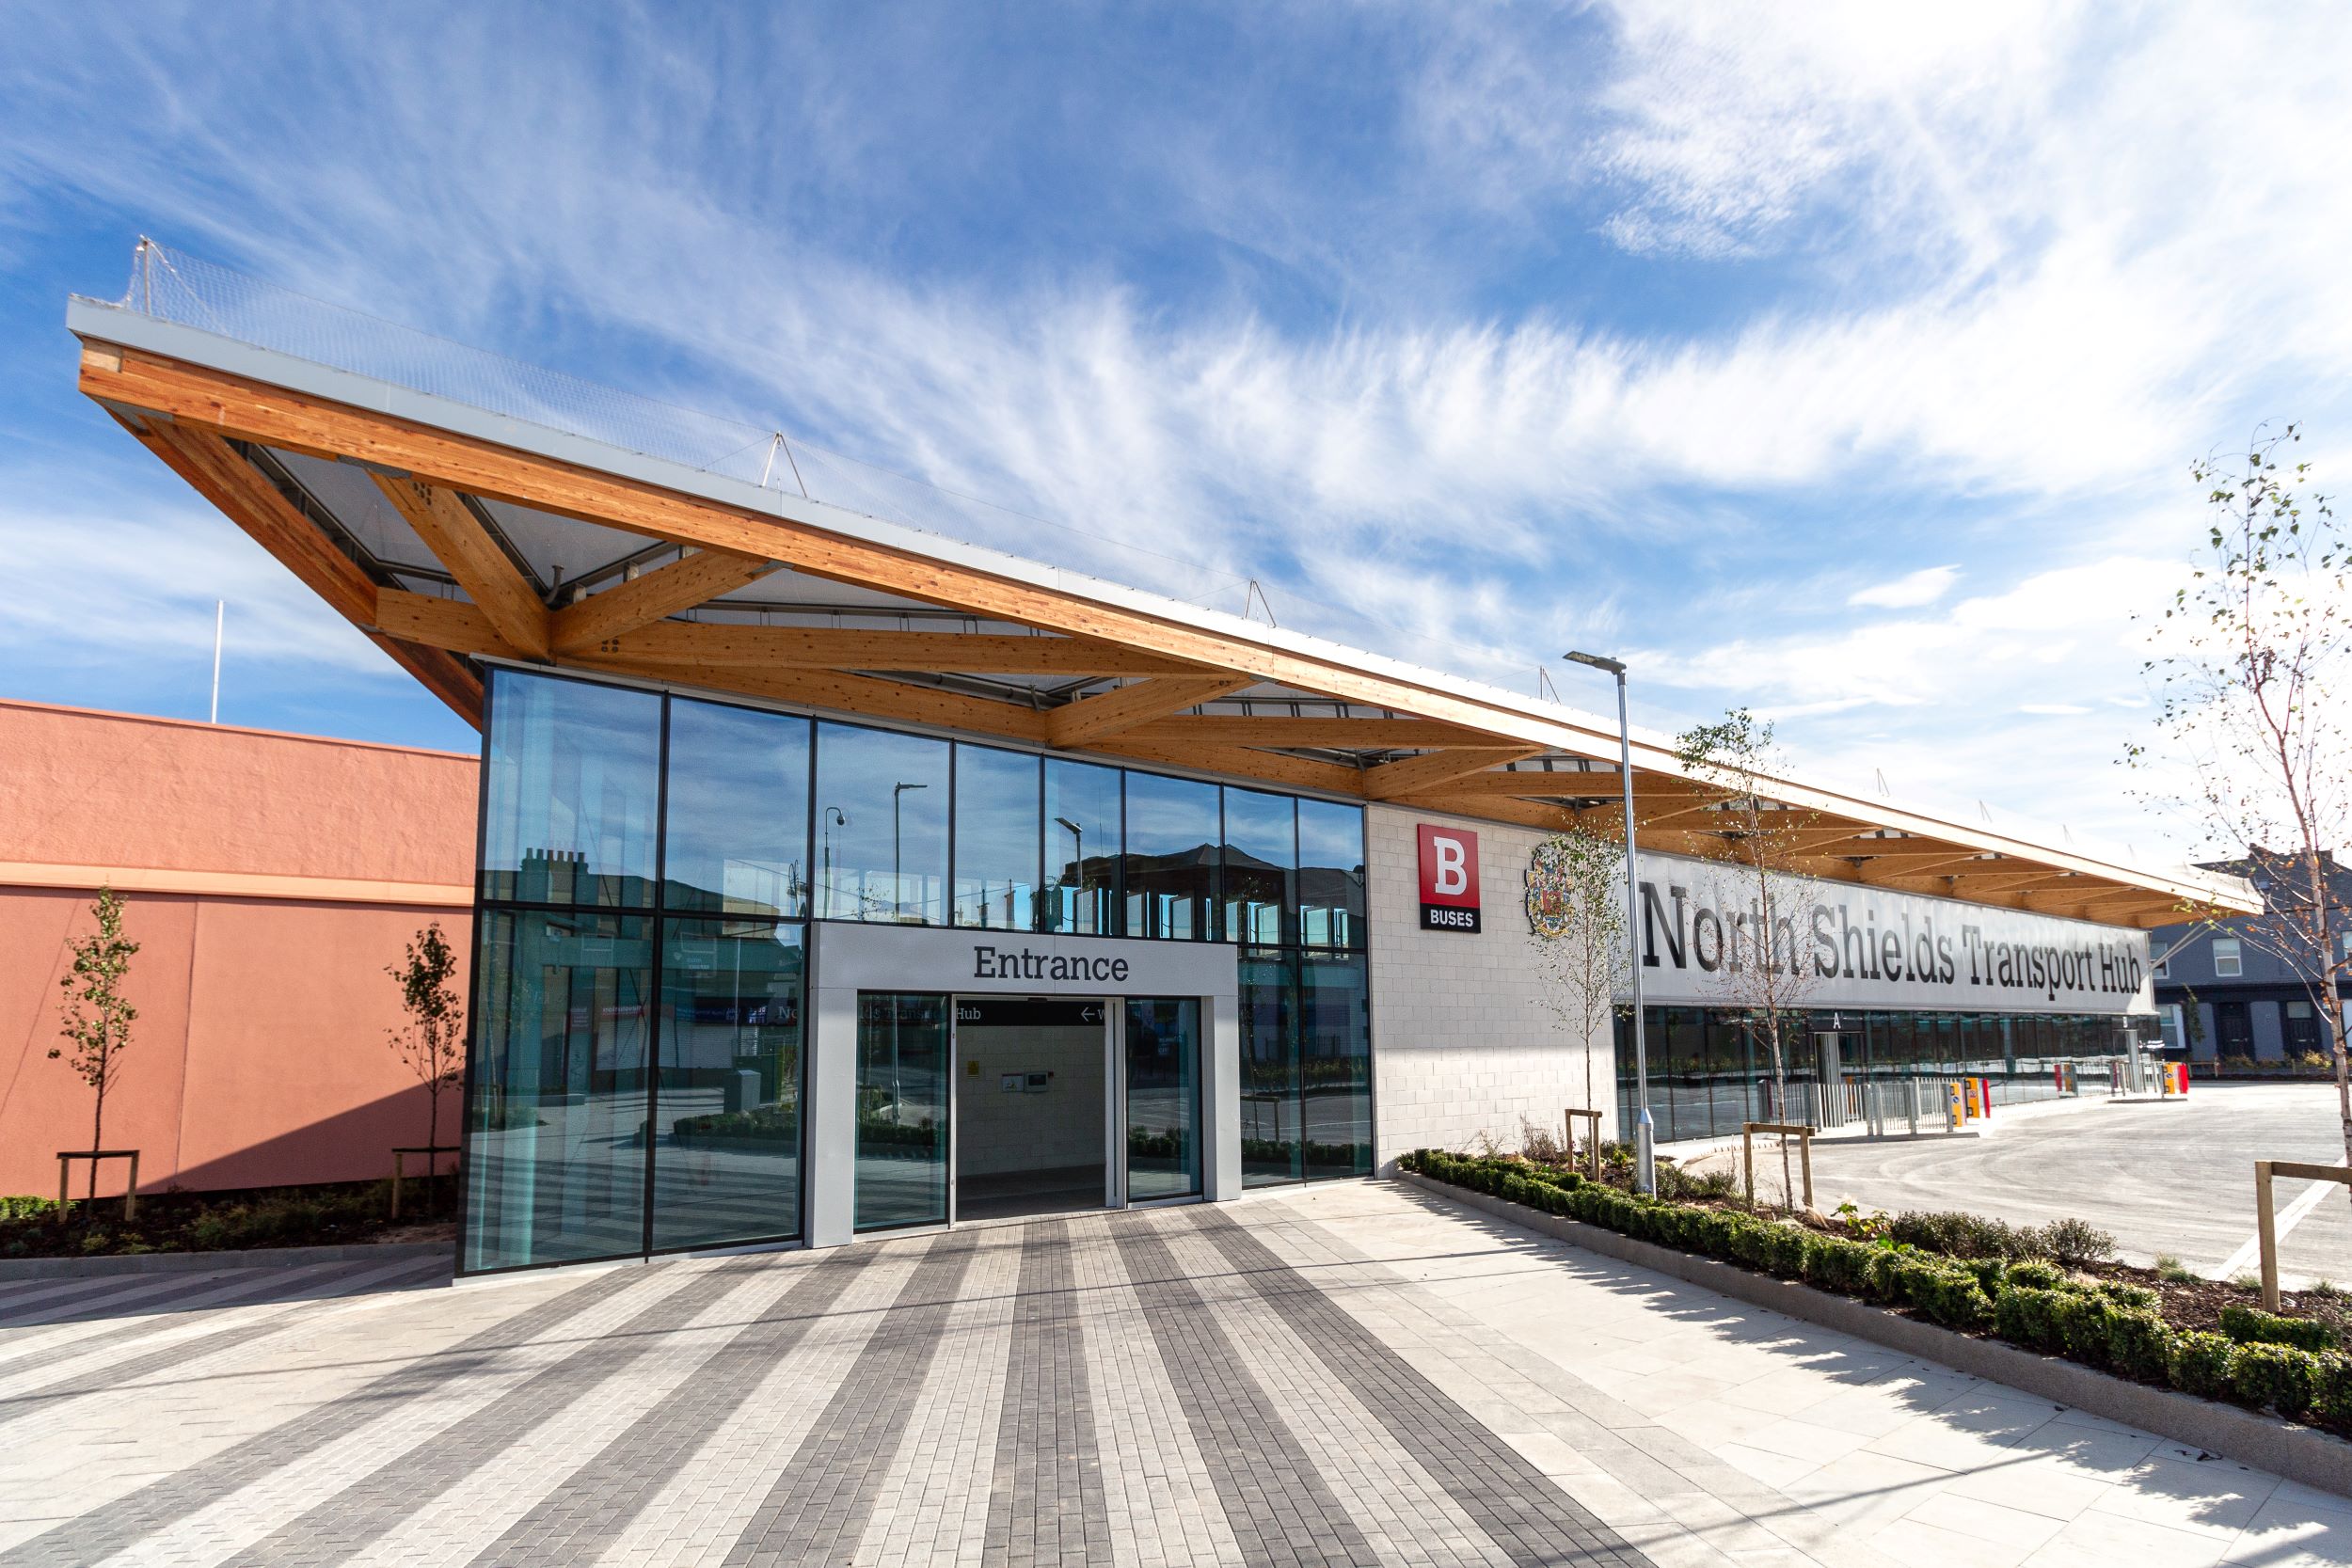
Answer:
0;2;2345;845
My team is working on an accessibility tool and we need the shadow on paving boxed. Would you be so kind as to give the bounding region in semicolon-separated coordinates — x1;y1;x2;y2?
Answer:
0;1254;453;1331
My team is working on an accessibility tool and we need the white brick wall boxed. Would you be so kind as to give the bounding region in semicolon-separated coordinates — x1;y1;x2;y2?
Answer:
1367;803;1614;1171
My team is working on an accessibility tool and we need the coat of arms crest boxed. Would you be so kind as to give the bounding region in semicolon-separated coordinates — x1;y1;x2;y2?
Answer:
1524;841;1575;939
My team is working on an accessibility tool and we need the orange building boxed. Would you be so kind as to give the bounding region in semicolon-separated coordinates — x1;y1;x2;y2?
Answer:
0;699;477;1197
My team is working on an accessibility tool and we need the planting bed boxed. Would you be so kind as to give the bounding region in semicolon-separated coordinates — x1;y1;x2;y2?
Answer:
1402;1148;2352;1439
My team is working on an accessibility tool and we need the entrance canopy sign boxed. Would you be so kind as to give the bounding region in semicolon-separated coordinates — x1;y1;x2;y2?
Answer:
816;922;1240;1002
1631;850;2153;1016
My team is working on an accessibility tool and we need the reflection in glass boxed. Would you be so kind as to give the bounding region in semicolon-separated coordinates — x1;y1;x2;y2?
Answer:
952;746;1041;929
651;920;803;1250
814;723;949;924
663;700;810;916
481;671;660;907
1296;800;1366;949
1042;760;1121;935
1299;953;1372;1178
855;991;950;1229
1123;772;1219;940
1239;950;1299;1186
1124;997;1201;1200
463;911;653;1270
1221;789;1295;947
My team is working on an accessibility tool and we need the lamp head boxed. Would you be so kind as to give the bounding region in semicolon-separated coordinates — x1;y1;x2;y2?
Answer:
1563;650;1626;675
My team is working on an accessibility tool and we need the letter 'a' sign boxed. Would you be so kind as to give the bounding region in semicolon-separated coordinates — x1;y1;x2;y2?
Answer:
1417;824;1481;933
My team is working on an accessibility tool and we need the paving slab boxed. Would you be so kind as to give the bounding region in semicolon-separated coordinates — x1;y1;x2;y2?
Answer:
0;1181;2347;1565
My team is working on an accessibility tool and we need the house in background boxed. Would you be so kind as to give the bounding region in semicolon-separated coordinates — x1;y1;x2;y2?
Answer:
2153;849;2352;1066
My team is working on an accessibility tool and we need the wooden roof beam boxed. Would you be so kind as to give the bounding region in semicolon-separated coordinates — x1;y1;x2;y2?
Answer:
72;344;2256;914
552;548;780;653
1089;738;1365;797
1361;748;1545;800
1390;791;1580;834
371;474;552;658
122;419;480;723
1045;676;1257;748
1421;768;1627;799
1115;715;1503;749
569;656;1050;744
596;623;1210;676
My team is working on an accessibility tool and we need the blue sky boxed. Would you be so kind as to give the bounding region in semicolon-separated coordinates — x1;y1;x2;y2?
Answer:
3;3;2346;860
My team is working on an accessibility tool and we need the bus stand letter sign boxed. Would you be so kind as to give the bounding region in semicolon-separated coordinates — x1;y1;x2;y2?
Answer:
1417;824;1482;933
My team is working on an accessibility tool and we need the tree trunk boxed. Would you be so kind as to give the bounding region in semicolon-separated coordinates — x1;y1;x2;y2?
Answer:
87;1079;103;1208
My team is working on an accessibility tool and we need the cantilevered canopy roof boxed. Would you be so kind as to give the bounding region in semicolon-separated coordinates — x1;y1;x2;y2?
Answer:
67;284;2254;931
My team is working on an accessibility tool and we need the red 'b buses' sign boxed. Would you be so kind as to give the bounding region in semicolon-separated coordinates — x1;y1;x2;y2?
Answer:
1416;824;1481;933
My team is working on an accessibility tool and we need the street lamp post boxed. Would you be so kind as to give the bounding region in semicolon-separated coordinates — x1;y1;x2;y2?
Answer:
1055;816;1085;929
1565;650;1655;1196
822;807;847;915
893;783;929;922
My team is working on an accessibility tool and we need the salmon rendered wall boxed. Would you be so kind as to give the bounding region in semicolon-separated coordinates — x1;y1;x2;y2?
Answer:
0;701;479;1198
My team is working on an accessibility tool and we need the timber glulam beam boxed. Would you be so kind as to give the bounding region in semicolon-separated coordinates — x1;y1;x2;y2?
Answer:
1044;676;1257;747
582;623;1209;676
1418;768;1625;799
552;548;781;653
1360;749;1546;800
115;420;481;724
568;657;1053;745
75;341;2257;924
370;474;552;658
1113;715;1503;750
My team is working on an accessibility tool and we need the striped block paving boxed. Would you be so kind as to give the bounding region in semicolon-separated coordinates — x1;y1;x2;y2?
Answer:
3;1183;2342;1566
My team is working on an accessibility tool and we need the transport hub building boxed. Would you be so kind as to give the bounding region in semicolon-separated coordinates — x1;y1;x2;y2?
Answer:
65;259;2256;1275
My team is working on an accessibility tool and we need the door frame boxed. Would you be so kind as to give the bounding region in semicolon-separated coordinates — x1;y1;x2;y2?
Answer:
946;991;1123;1226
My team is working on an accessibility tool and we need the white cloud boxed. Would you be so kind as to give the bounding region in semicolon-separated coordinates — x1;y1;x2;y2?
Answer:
0;470;406;681
1630;553;2197;849
2;4;2347;849
1850;565;1960;610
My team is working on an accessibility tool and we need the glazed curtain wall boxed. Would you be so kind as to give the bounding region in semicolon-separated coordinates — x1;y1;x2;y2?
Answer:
466;669;1373;1270
1612;1006;2135;1146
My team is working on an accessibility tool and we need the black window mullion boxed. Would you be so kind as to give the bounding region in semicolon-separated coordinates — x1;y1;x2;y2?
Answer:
641;695;673;1259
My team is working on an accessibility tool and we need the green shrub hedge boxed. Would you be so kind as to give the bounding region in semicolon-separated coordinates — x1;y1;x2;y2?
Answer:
2220;1303;2339;1354
1398;1148;2352;1437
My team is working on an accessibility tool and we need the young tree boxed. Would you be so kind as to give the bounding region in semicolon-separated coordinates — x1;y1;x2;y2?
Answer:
2130;425;2350;1166
388;922;467;1160
1675;709;1825;1209
1526;827;1629;1158
49;887;139;1204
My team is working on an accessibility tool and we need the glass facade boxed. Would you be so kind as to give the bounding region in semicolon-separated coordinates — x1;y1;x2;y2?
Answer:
1124;997;1202;1200
1239;949;1300;1185
481;674;660;908
1042;759;1120;935
464;910;653;1270
662;700;809;917
465;667;1376;1270
652;919;804;1252
1222;788;1295;946
1299;953;1372;1180
1613;1005;2136;1144
855;992;951;1231
952;746;1041;929
1297;798;1368;949
1123;772;1220;940
814;722;948;924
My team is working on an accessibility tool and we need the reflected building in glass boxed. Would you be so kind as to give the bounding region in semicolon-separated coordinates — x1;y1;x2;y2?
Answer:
463;667;1372;1274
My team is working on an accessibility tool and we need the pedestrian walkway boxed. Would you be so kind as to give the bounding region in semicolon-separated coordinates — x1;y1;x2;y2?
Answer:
0;1185;2346;1566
